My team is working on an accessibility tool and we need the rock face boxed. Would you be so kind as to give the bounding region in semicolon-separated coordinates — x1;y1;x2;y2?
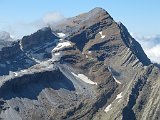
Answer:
0;7;159;120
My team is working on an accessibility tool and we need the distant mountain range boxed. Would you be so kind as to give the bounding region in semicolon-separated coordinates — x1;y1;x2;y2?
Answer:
0;7;159;120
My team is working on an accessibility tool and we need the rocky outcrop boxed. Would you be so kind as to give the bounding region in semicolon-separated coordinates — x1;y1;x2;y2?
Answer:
0;40;36;75
0;41;20;61
118;22;151;66
21;27;58;50
0;7;159;120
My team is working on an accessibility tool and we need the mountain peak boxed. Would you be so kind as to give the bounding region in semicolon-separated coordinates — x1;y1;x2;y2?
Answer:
87;7;113;22
0;8;159;120
89;7;107;13
53;7;113;38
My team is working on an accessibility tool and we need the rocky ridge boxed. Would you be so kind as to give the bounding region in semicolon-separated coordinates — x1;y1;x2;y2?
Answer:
0;7;159;120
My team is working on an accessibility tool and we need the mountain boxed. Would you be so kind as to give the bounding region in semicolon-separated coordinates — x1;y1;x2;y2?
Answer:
0;31;14;41
0;7;159;120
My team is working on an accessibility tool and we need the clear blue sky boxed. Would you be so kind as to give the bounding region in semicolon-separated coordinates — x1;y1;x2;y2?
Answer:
0;0;160;38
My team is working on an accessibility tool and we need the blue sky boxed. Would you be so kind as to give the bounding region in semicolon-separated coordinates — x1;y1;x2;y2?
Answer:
0;0;160;38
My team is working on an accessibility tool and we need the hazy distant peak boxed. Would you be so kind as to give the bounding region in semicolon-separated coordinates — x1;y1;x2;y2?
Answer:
0;31;14;41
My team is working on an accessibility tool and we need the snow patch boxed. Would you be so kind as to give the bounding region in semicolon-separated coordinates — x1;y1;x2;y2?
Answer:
57;33;66;38
88;51;92;54
108;66;112;72
13;72;18;76
19;41;23;51
52;41;71;51
116;92;123;100
104;104;112;113
118;99;121;103
99;31;105;39
113;76;122;84
52;52;62;62
47;65;53;69
71;72;97;85
54;52;60;56
10;35;15;39
21;69;28;73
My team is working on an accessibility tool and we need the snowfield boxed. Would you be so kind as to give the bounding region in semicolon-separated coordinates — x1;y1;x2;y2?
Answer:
57;33;66;38
71;72;97;85
52;41;71;51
